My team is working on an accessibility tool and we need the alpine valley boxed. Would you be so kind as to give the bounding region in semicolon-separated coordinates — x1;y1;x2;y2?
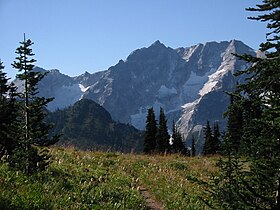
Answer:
14;40;258;151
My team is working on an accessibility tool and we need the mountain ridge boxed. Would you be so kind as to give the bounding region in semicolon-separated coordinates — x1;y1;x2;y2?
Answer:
46;99;143;152
14;39;256;150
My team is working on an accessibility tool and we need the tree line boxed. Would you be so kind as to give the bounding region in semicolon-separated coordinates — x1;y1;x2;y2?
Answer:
0;35;59;174
143;107;190;155
143;106;223;157
202;120;220;156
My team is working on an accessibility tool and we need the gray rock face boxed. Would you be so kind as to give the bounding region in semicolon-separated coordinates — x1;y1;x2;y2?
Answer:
14;40;256;149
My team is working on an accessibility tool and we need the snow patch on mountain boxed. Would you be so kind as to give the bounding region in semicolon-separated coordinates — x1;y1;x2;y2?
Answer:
130;100;165;130
15;40;255;149
199;67;228;96
94;89;100;94
79;84;90;92
181;44;201;62
130;107;147;130
157;85;177;98
177;42;241;143
178;99;200;134
178;65;231;136
47;84;83;111
182;68;216;101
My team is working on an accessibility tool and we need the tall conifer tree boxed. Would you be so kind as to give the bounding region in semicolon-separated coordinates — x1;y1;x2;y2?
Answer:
204;1;280;209
11;35;59;173
156;107;170;153
202;121;213;155
224;94;243;153
191;135;196;157
212;122;220;154
143;107;157;153
172;121;187;154
0;60;18;158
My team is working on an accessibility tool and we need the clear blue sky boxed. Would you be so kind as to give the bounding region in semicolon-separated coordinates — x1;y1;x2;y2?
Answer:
0;0;267;79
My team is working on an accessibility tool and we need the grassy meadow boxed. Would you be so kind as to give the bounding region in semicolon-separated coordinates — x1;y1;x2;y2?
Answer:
0;147;219;209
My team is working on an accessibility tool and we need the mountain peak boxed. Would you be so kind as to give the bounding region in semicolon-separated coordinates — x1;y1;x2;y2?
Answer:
33;66;47;73
227;39;254;54
150;40;166;48
153;40;162;45
229;39;246;47
49;69;60;74
126;40;167;62
14;40;256;153
81;71;91;77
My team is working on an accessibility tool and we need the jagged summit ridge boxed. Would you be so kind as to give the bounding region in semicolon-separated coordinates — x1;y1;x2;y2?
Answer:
14;40;256;149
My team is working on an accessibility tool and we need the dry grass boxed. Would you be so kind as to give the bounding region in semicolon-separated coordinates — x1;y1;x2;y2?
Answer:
0;147;219;209
118;153;219;209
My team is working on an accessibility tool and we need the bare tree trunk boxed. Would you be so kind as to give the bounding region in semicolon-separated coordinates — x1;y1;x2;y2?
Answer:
275;176;280;210
23;33;30;173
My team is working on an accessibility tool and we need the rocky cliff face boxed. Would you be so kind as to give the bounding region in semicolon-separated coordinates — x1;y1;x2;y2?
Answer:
176;40;254;149
14;40;256;150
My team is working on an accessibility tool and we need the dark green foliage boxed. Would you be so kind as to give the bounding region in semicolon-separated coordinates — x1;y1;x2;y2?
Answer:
63;98;112;140
208;155;247;210
47;99;143;152
172;121;188;155
144;108;188;155
204;1;280;209
202;121;213;155
203;121;221;156
9;147;51;174
143;107;157;153
223;94;243;153
10;36;59;174
191;135;196;157
156;107;170;153
212;122;221;154
0;61;9;98
0;61;18;159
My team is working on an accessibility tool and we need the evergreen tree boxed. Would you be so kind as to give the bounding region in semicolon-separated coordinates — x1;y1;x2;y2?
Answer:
143;107;157;154
202;121;220;155
212;122;220;154
202;121;213;155
0;60;10;155
235;2;280;208
204;1;280;209
223;94;244;153
156;107;170;154
11;35;59;174
191;134;196;157
0;60;8;99
0;60;18;158
171;121;187;155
